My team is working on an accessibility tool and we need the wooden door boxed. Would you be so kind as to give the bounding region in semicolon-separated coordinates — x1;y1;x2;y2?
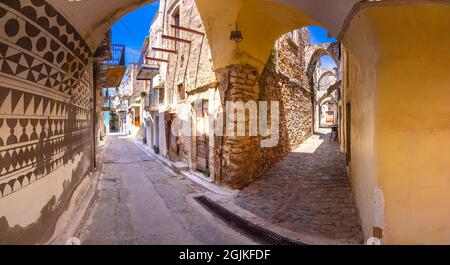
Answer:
165;114;178;161
196;100;209;173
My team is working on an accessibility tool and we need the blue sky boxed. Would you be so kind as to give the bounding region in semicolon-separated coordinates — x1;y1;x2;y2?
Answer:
307;26;337;68
111;2;336;68
111;2;160;66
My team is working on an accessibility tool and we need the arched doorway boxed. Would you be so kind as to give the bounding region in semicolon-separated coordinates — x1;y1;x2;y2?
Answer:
319;97;338;127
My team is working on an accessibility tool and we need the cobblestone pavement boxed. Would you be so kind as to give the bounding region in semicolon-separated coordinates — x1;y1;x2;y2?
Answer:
78;134;254;245
235;129;364;244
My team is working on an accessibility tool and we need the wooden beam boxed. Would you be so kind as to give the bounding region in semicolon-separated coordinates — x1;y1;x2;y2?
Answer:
146;57;169;63
161;34;192;44
151;47;178;54
186;82;218;96
170;24;205;36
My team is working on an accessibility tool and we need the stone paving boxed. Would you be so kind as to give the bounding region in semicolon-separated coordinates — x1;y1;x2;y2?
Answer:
235;129;364;244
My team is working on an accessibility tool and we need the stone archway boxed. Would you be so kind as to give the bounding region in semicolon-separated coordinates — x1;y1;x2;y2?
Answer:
305;43;340;92
317;70;337;91
304;43;340;133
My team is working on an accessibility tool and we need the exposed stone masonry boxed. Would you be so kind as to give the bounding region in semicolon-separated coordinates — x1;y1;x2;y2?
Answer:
216;64;261;188
258;33;313;176
216;33;314;189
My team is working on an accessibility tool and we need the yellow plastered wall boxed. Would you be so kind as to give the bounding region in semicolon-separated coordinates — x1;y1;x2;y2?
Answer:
195;0;317;72
373;5;450;244
342;11;380;241
344;5;450;244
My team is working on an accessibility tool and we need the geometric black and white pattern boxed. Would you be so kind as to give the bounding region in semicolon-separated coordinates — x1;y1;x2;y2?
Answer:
0;42;73;94
0;0;94;198
0;0;94;95
0;0;92;65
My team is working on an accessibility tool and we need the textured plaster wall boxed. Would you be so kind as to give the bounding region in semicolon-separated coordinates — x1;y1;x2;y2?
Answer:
342;4;450;244
341;10;379;241
370;6;450;244
0;1;93;244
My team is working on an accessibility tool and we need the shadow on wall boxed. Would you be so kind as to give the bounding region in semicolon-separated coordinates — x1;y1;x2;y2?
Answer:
0;84;92;244
0;148;92;244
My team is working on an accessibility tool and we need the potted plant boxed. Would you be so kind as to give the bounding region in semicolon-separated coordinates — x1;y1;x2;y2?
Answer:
153;145;160;154
140;91;147;98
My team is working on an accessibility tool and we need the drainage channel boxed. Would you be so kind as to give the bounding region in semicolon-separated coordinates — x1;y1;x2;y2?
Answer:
194;196;305;245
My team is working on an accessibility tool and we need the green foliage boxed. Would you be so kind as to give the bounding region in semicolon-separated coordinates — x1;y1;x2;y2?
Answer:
153;146;160;154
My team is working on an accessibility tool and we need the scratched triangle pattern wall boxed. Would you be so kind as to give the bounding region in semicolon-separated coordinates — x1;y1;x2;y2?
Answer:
0;0;93;200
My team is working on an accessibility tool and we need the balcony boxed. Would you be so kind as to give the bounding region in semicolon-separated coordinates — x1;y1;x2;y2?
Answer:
95;41;127;89
103;44;126;66
144;89;160;112
136;53;160;81
136;37;161;81
136;64;160;81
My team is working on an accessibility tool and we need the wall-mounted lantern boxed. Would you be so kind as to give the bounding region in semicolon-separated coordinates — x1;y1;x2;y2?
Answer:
230;25;243;43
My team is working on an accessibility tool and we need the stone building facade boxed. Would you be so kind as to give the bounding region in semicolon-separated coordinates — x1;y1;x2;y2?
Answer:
138;0;317;189
213;32;316;188
257;31;314;183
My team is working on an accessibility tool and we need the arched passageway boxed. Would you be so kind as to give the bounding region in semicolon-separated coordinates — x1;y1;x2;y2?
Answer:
305;44;340;91
308;50;340;132
317;70;337;91
1;0;450;245
230;26;363;244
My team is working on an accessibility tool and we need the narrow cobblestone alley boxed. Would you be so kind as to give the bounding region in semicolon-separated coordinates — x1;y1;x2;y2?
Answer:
77;134;254;245
234;129;364;244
